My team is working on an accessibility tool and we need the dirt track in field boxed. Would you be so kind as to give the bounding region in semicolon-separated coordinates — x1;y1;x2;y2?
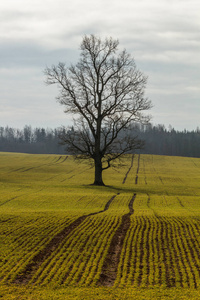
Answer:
122;154;134;184
98;193;136;286
14;194;117;284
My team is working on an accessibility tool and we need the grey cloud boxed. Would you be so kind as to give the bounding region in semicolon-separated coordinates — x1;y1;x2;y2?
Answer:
0;40;79;68
0;0;199;131
0;10;36;21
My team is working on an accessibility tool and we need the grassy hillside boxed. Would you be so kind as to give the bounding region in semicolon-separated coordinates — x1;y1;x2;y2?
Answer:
0;152;200;299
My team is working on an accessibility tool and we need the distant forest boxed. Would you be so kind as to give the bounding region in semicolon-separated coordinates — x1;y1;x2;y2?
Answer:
0;124;200;158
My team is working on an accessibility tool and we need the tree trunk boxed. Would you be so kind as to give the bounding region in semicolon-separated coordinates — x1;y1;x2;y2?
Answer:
93;156;104;186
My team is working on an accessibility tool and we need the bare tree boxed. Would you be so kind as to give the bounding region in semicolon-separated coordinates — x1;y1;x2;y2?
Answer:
44;35;152;185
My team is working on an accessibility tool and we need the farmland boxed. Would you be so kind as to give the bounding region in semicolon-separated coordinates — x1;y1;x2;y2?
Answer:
0;152;200;299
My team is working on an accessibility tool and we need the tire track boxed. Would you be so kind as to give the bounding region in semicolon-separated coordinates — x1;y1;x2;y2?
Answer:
13;194;117;284
117;221;133;285
122;154;134;184
147;194;159;218
30;217;95;285
64;216;118;286
54;156;62;163
142;157;147;185
0;189;45;207
98;193;136;286
177;197;184;207
0;196;20;207
34;217;107;286
61;155;68;163
19;156;67;173
55;156;68;164
135;154;140;184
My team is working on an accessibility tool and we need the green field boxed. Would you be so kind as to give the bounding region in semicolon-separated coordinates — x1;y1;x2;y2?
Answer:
1;152;200;299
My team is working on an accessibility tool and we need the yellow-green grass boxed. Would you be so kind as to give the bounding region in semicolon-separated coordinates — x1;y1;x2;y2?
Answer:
0;152;200;299
1;285;200;300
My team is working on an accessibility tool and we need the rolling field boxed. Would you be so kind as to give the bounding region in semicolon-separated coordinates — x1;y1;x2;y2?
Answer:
0;152;200;299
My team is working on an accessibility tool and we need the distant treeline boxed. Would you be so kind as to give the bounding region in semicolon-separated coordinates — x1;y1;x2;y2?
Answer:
0;126;65;154
137;124;200;158
0;124;200;158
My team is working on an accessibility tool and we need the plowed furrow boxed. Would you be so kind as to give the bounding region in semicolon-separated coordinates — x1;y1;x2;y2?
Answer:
135;154;140;184
99;194;136;286
122;221;138;285
14;215;87;284
62;218;107;285
31;217;95;285
13;194;117;284
122;154;134;184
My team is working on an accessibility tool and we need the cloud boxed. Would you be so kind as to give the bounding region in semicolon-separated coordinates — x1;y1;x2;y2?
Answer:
0;0;199;130
0;66;70;128
0;40;79;69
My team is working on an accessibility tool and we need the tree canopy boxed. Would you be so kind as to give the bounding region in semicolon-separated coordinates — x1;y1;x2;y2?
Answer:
44;35;152;185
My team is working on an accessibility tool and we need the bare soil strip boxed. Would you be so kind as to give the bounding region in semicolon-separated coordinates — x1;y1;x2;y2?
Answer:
177;197;184;207
54;156;62;163
122;154;134;184
98;193;136;286
61;156;68;163
13;194;117;285
0;196;20;207
19;156;65;173
142;158;147;184
0;188;45;207
56;156;68;164
135;154;140;184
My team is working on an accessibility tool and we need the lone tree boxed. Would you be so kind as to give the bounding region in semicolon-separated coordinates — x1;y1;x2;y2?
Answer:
45;35;152;185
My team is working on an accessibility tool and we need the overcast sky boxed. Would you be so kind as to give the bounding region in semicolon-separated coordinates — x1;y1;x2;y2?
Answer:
1;0;200;131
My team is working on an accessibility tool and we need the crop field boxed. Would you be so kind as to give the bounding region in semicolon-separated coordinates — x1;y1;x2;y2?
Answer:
0;152;200;299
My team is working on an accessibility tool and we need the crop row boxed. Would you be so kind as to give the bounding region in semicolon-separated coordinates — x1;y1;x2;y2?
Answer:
114;215;200;288
0;214;76;283
24;214;120;286
1;153;200;289
0;193;133;287
2;194;200;288
25;193;132;286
